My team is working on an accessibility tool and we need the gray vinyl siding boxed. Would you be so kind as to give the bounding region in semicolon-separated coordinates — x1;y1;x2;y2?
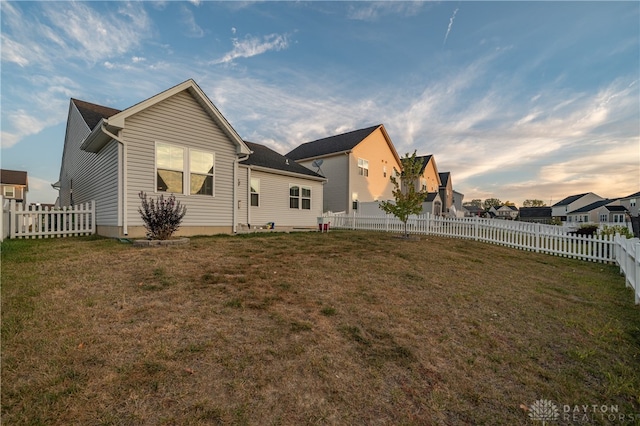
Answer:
237;166;249;225
58;103;119;225
123;90;237;227
299;155;348;213
244;169;323;228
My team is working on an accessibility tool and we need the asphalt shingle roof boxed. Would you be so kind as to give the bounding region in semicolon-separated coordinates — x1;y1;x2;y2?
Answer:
241;142;324;179
0;169;28;186
551;193;590;207
569;199;613;214
519;207;552;218
415;155;433;174
72;98;121;130
438;172;450;187
286;125;381;160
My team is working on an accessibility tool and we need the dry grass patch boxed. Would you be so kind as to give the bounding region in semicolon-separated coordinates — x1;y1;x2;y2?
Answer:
2;231;639;425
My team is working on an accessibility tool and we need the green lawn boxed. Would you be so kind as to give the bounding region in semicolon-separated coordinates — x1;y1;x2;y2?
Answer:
2;231;639;425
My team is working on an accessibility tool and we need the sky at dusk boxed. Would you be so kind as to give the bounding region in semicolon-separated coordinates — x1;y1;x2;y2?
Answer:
1;1;638;206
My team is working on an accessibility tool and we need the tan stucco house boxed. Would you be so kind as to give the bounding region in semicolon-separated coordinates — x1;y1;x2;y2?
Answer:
286;124;402;214
55;79;324;237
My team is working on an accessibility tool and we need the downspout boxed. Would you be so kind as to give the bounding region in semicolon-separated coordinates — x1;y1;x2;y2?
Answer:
100;125;128;235
247;167;251;228
233;153;250;233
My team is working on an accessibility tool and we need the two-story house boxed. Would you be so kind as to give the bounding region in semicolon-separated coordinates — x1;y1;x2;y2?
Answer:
286;124;402;214
0;169;28;206
551;192;604;221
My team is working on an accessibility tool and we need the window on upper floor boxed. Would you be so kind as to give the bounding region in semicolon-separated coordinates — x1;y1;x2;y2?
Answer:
3;186;14;198
358;158;369;177
631;199;637;207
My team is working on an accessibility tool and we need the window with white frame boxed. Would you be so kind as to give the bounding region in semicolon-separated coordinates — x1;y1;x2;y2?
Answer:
3;186;14;198
583;215;589;222
289;185;300;209
289;185;311;209
358;158;369;177
156;143;215;195
250;178;260;207
190;149;215;196
156;143;184;193
631;199;637;207
614;214;623;223
600;214;607;222
301;187;311;210
420;178;427;191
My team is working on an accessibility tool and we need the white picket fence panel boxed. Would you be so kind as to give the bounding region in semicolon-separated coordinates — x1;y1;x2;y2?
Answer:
325;213;639;304
615;236;640;304
2;199;95;240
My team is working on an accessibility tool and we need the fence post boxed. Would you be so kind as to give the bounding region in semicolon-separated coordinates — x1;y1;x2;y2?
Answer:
535;223;541;253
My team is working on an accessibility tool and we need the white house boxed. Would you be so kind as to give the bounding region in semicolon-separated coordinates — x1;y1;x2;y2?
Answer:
55;79;325;238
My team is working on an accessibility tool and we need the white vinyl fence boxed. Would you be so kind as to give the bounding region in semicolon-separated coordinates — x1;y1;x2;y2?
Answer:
2;199;95;240
325;213;640;304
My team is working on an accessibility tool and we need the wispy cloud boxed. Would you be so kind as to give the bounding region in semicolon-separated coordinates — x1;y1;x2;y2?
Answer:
181;5;204;38
347;1;424;22
212;33;291;65
443;7;459;45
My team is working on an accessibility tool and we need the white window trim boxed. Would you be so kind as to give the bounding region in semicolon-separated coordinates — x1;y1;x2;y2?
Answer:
155;142;216;197
189;148;215;197
301;186;311;210
155;142;185;194
358;158;369;177
250;177;260;207
289;184;311;210
3;186;15;197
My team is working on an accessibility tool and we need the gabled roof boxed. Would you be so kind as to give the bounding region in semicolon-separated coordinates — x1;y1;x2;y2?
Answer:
424;192;440;202
438;172;450;187
0;169;28;187
72;98;121;130
286;125;381;161
80;79;251;155
241;142;325;181
568;199;613;214
552;193;594;207
415;155;433;174
605;205;628;212
519;207;552;218
620;191;640;200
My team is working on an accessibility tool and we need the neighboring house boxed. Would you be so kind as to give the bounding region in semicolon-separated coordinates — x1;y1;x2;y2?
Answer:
422;192;443;216
1;169;28;206
286;124;402;214
238;141;325;229
55;79;322;238
415;155;441;194
490;204;519;220
463;205;485;217
518;207;552;223
438;172;454;215
566;199;628;224
551;192;604;221
452;190;465;218
619;191;640;217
